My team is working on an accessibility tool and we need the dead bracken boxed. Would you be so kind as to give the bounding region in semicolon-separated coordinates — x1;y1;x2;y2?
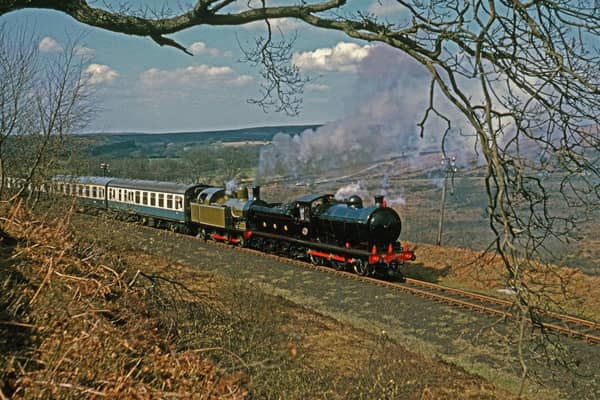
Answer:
0;201;248;399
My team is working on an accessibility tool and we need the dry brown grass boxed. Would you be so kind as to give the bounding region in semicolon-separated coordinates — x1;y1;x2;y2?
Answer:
405;242;600;320
0;201;248;399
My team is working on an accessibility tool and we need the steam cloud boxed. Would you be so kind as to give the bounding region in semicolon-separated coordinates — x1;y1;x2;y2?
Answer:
225;178;239;195
334;181;369;201
256;45;478;185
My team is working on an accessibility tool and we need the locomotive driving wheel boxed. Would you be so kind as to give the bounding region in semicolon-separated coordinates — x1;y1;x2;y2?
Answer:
332;261;346;271
237;235;246;247
309;253;326;266
353;259;368;276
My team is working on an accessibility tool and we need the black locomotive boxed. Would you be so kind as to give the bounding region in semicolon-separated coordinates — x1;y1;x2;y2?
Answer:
246;192;414;275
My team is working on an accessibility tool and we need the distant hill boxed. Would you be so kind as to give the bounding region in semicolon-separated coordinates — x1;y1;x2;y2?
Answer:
80;124;321;158
81;124;320;145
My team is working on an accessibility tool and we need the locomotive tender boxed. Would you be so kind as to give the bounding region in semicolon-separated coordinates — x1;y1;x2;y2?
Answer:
51;175;415;276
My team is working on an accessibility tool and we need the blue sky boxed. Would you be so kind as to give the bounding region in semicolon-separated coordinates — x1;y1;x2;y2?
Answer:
2;1;409;133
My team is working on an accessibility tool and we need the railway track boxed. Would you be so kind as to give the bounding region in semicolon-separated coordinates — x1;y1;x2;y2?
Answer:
96;214;600;346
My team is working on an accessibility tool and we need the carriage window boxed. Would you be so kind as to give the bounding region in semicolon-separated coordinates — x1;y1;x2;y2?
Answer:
150;193;156;206
134;191;140;204
92;187;97;198
85;186;90;197
99;188;104;198
166;194;173;209
128;191;134;202
158;193;164;208
118;189;122;201
142;192;148;205
175;196;183;210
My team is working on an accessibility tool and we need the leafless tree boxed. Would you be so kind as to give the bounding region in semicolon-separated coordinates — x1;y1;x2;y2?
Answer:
0;24;37;199
0;24;93;202
1;1;599;393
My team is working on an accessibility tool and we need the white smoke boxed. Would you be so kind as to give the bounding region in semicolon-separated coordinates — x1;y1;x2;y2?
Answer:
256;45;479;185
334;181;369;201
334;178;406;207
379;173;406;206
225;178;239;195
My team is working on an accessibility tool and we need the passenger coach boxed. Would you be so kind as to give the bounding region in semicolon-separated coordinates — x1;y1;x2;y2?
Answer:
106;178;205;224
52;175;111;208
52;175;206;225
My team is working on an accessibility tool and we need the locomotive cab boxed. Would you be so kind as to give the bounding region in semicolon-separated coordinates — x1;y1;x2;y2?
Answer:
247;194;335;239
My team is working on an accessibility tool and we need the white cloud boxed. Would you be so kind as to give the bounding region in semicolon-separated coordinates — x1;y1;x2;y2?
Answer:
228;74;254;86
85;64;119;84
189;41;221;57
39;36;63;53
140;64;252;87
74;45;95;57
293;42;374;73
368;0;403;16
306;83;330;92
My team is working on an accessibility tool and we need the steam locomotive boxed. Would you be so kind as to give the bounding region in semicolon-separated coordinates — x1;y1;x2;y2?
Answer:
49;175;416;276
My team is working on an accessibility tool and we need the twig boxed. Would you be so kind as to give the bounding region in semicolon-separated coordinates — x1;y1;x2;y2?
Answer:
33;381;106;397
53;271;91;282
10;243;40;259
99;263;121;280
113;358;142;393
70;309;112;319
128;269;141;287
29;257;53;305
191;347;248;371
0;321;43;330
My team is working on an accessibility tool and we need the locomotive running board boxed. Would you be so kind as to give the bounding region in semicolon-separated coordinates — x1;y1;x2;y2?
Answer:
246;230;404;259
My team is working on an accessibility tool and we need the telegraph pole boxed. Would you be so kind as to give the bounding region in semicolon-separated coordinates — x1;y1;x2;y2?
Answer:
436;156;457;246
100;162;110;177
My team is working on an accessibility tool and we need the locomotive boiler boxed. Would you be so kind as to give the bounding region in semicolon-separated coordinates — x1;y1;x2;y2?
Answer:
312;195;402;247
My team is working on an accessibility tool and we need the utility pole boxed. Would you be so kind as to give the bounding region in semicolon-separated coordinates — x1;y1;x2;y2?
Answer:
436;156;457;246
100;162;110;177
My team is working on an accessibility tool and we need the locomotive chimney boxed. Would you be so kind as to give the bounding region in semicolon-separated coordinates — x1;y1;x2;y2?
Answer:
374;195;385;207
252;186;261;201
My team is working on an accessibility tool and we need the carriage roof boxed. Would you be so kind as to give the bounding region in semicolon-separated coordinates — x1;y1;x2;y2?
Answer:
107;178;204;195
53;175;113;186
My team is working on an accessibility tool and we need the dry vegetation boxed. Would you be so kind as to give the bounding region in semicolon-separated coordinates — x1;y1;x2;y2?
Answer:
0;201;247;399
0;201;515;399
403;242;600;321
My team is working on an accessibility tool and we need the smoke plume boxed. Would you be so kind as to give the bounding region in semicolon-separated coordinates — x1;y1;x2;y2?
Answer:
256;45;478;185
